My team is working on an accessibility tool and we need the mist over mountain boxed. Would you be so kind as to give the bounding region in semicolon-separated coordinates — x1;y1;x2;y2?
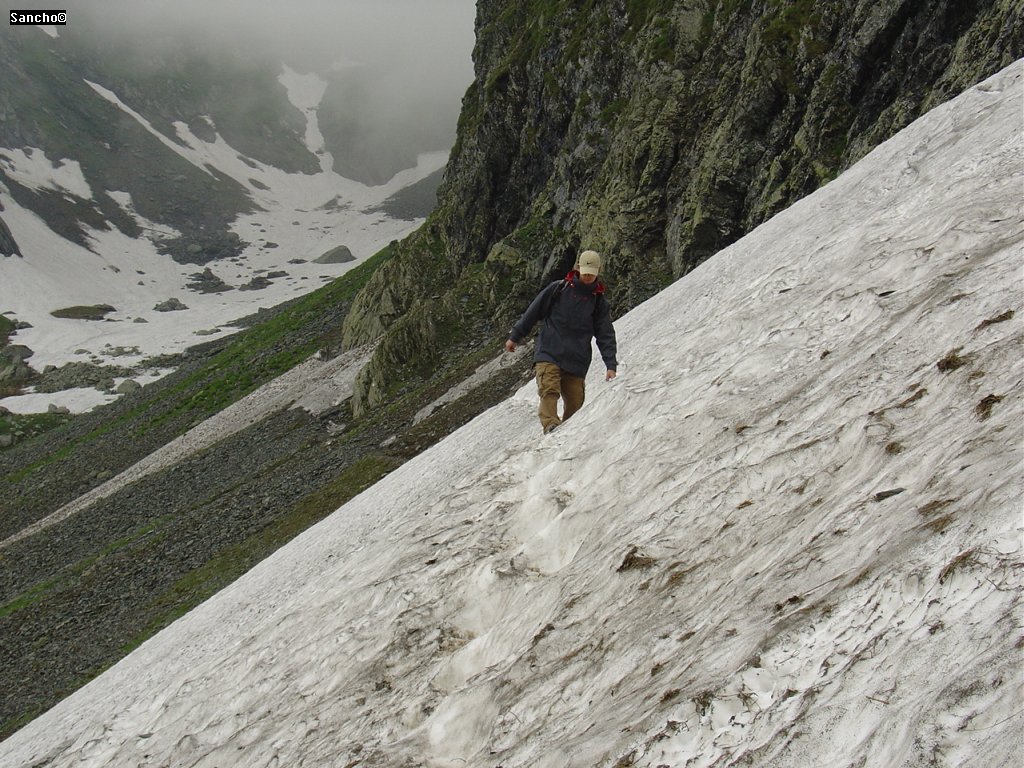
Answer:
29;0;477;184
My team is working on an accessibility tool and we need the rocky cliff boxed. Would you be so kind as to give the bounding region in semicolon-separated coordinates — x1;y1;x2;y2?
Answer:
343;0;1021;415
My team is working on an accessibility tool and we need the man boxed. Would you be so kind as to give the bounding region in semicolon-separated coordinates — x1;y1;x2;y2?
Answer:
505;249;618;433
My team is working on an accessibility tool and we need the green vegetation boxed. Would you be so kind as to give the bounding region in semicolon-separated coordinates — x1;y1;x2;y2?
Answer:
0;577;61;621
762;0;828;93
624;0;676;59
3;242;396;483
600;97;630;125
506;211;553;255
50;304;117;321
648;14;676;62
0;411;73;452
763;0;821;49
482;0;678;96
0;517;165;622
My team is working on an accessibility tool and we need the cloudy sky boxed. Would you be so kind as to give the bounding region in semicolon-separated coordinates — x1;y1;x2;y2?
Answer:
59;0;475;75
27;0;480;183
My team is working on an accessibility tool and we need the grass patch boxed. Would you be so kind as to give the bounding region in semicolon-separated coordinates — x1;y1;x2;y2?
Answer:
50;304;116;321
0;518;166;621
0;577;63;620
0;411;73;451
600;97;629;125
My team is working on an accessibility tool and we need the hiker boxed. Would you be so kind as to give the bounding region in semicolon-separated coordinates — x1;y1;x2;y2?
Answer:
504;249;618;433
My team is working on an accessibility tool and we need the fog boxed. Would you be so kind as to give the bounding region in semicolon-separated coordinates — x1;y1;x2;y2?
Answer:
57;0;477;83
24;0;479;184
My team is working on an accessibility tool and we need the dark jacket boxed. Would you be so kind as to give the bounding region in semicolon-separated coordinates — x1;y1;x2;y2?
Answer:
510;272;618;378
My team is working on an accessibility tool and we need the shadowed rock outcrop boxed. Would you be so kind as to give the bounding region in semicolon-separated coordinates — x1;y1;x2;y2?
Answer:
342;0;1021;415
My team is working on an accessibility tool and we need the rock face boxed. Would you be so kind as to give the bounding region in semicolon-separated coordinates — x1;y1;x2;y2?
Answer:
0;343;34;388
33;361;134;393
0;214;20;257
341;0;1021;415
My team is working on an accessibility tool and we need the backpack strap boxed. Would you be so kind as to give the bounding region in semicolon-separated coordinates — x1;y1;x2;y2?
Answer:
541;279;570;319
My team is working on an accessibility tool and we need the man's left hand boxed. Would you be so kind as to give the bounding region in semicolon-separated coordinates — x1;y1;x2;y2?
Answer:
606;369;617;381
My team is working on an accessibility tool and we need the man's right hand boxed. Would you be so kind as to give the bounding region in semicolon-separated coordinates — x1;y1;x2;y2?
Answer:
504;339;517;353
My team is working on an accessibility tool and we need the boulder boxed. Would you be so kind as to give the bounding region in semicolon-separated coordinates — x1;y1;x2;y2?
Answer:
50;305;117;321
239;276;272;291
154;298;189;312
186;268;233;294
3;344;33;363
0;344;35;387
315;245;355;264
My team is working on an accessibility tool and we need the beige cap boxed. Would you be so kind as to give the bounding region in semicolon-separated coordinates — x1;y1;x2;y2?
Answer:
578;250;601;276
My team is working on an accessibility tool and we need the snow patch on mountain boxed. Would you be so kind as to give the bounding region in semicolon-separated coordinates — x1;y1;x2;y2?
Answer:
85;79;217;178
278;65;332;172
0;147;93;199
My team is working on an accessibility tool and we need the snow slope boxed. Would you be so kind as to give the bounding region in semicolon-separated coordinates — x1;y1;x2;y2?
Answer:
1;62;1021;768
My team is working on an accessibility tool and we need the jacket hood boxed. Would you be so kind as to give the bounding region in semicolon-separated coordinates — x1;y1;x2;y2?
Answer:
566;270;605;295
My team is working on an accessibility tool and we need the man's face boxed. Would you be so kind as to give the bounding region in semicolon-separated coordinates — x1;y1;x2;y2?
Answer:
580;272;597;285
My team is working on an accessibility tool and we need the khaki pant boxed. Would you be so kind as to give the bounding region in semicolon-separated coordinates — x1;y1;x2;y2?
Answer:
535;362;585;431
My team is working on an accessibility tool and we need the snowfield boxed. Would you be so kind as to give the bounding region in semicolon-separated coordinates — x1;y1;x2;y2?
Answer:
0;59;444;413
1;62;1021;768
